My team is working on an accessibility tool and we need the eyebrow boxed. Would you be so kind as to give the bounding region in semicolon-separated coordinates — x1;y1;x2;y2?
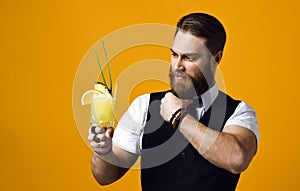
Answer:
170;48;200;57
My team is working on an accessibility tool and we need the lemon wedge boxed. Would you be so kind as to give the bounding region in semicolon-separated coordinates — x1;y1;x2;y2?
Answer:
81;90;102;105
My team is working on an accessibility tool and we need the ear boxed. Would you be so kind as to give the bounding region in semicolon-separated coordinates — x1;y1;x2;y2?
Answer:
210;50;223;72
214;50;223;64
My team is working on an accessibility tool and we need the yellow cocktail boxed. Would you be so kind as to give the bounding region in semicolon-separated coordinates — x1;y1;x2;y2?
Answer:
83;42;115;127
90;94;116;127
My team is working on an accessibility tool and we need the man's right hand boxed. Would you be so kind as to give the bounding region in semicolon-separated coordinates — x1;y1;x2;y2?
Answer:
88;125;114;156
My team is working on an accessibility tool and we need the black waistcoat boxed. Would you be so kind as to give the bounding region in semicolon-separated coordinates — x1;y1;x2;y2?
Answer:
141;91;241;191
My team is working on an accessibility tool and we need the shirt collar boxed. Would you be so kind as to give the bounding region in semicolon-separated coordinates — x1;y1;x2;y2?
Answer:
199;83;219;111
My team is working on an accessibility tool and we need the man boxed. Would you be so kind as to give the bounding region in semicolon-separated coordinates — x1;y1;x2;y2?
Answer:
88;13;259;191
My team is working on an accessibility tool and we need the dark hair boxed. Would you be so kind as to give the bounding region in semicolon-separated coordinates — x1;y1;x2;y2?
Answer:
176;13;226;55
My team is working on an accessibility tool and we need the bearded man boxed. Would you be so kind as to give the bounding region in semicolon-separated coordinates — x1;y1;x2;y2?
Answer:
88;12;259;191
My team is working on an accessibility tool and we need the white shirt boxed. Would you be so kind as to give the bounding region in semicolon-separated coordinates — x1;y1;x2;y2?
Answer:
113;84;259;155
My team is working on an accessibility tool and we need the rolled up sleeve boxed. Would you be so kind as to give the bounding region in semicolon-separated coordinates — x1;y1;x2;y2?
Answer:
112;94;150;155
224;101;260;140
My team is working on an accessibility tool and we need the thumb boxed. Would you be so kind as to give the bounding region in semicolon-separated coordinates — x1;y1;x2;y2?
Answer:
105;127;114;139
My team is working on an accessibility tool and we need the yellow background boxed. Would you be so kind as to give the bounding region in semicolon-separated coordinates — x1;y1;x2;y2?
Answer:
1;0;300;190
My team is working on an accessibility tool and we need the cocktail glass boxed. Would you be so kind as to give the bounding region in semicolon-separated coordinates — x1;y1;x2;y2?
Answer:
90;94;116;127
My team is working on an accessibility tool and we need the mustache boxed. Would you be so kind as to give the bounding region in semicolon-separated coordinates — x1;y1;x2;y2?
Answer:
171;70;191;78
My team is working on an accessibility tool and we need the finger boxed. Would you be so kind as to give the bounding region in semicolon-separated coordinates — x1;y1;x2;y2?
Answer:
92;133;107;143
165;92;172;97
97;127;106;133
165;92;175;99
93;134;100;143
90;125;97;134
161;97;165;104
90;141;108;148
106;127;114;138
88;134;94;142
98;140;109;147
89;126;105;134
90;141;100;148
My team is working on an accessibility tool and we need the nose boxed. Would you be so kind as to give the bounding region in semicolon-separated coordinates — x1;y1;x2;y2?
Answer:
173;57;185;71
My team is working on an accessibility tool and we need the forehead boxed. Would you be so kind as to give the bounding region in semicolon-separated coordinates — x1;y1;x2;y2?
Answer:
172;30;209;54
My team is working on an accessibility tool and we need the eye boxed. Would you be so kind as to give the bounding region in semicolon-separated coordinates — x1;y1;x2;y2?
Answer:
187;57;193;61
171;52;178;58
183;56;193;62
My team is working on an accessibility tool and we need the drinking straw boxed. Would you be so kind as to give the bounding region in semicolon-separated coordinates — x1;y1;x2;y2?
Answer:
102;40;113;93
94;48;107;87
113;83;118;98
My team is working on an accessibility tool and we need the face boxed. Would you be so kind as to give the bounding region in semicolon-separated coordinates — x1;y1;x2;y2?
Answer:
169;30;217;99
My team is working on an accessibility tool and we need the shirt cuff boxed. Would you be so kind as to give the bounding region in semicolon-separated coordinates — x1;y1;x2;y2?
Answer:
112;124;141;155
224;119;260;141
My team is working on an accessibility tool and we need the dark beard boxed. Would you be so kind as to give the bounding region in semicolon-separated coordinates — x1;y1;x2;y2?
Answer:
169;68;212;99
